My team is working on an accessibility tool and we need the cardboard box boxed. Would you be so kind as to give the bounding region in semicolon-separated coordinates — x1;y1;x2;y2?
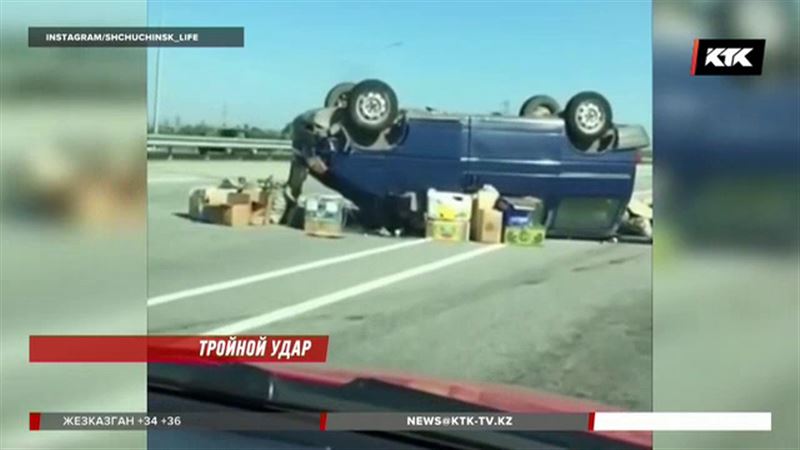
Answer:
427;189;472;221
226;192;251;205
470;185;502;243
504;226;546;246
203;203;252;227
426;218;469;242
188;179;287;227
472;209;503;244
239;188;261;204
249;189;273;226
250;203;268;226
498;196;545;227
226;204;252;227
473;185;500;212
501;197;546;246
205;187;237;206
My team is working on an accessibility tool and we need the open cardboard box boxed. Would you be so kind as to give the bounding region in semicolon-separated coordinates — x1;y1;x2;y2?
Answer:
189;185;274;227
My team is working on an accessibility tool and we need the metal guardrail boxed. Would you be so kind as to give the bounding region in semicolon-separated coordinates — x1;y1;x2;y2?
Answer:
147;134;293;159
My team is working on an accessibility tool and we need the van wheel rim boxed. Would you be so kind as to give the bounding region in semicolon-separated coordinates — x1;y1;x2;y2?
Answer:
356;92;389;124
531;105;552;118
575;102;604;134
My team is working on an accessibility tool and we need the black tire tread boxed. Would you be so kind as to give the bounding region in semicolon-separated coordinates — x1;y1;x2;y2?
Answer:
324;82;356;108
519;95;560;117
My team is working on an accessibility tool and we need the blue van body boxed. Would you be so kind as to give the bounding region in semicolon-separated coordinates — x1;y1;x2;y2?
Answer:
293;110;649;238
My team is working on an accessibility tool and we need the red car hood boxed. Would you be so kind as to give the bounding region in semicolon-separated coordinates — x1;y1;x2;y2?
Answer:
251;363;651;449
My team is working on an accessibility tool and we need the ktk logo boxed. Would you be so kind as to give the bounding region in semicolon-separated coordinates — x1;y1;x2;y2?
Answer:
705;48;753;67
691;39;765;76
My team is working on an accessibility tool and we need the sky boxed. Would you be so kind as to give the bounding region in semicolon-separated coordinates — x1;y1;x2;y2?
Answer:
147;1;652;133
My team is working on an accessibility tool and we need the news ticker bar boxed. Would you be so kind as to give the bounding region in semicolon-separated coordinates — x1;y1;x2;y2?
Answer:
30;412;771;432
28;27;244;47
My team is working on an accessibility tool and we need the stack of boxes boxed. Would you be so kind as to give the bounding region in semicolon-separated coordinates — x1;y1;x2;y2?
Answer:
425;185;546;246
188;179;276;227
201;191;254;227
424;189;472;242
499;197;546;246
188;178;548;246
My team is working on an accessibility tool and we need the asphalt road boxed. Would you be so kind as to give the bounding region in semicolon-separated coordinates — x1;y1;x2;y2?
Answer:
147;161;653;410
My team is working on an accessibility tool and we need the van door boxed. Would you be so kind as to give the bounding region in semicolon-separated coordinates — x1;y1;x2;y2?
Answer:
550;128;641;237
387;115;470;195
466;116;564;200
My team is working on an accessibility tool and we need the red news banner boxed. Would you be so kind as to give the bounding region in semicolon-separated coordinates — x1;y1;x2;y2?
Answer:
29;336;329;363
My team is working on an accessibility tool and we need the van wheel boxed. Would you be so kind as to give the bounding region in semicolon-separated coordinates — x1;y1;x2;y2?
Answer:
346;79;398;133
564;92;613;147
324;82;355;108
520;95;560;118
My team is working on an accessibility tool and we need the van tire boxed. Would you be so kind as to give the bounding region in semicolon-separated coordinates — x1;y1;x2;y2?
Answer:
520;95;560;118
346;79;399;133
324;82;355;108
564;92;613;147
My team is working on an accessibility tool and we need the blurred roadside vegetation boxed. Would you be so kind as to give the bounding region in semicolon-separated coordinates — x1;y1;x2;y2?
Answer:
147;120;293;139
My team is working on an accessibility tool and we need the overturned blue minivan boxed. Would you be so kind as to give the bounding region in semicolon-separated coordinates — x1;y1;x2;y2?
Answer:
287;79;649;238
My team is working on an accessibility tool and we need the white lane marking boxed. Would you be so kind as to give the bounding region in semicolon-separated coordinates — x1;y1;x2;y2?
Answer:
147;238;430;307
205;244;505;335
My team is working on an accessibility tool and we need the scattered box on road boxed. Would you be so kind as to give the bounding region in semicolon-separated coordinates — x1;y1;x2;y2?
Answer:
427;189;472;221
501;197;546;246
203;203;252;227
473;185;500;212
304;219;344;237
225;192;251;205
241;187;263;204
472;209;503;244
505;225;546;246
426;218;470;242
250;203;268;226
470;185;502;244
205;187;238;206
249;189;273;226
304;194;345;238
188;180;278;228
498;197;545;225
